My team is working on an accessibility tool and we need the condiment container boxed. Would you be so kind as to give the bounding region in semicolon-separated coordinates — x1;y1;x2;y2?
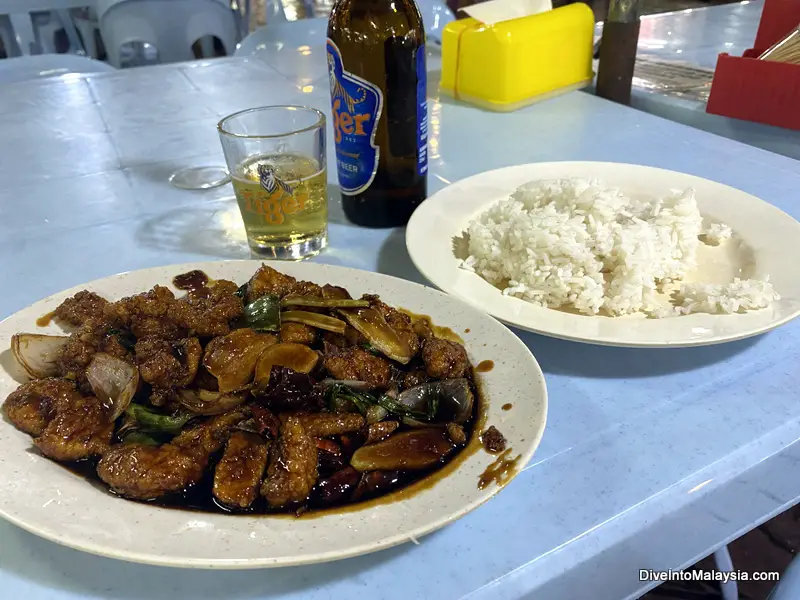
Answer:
440;2;595;112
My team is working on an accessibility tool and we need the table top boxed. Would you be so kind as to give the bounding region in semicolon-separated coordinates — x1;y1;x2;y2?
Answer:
612;0;800;161
2;48;800;600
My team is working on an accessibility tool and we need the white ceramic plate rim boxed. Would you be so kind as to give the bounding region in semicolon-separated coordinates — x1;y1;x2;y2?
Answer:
0;261;547;569
406;161;800;348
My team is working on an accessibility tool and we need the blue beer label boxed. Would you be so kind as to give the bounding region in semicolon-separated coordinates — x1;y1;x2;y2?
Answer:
416;47;428;176
326;39;384;196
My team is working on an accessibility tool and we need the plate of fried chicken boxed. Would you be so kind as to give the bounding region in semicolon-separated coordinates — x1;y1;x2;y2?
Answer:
0;261;547;568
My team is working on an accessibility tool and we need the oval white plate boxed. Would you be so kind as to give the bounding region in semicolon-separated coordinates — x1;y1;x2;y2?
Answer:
406;162;800;347
0;261;547;568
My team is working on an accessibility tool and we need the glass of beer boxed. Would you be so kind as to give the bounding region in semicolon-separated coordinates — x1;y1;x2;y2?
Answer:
218;106;328;260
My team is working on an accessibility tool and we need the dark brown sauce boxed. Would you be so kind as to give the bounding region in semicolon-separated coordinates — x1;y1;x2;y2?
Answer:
476;360;494;373
478;449;520;490
52;304;500;518
173;270;209;291
400;309;464;344
294;367;490;519
464;328;470;333
502;403;513;411
36;311;56;327
54;363;492;519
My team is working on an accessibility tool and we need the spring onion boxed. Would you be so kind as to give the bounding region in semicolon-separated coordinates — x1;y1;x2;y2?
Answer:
281;295;370;309
243;294;281;332
126;404;194;435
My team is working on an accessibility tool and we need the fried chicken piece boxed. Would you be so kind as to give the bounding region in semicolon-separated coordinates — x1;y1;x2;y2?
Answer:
413;317;434;341
56;321;133;392
402;369;429;390
54;291;110;327
421;338;470;379
213;431;270;509
3;378;113;461
446;422;467;445
280;322;317;345
481;426;506;454
321;284;351;300
169;280;243;337
34;396;113;461
364;295;421;358
323;347;391;389
149;387;174;407
97;409;248;500
3;378;81;436
261;416;318;508
291;412;365;437
365;421;399;445
105;285;185;340
135;337;202;389
247;265;322;302
322;326;366;349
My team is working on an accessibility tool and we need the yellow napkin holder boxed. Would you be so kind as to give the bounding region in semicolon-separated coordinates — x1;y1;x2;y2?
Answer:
440;3;595;111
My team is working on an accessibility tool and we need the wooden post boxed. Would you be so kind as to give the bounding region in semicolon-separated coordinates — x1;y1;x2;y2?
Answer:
595;0;641;105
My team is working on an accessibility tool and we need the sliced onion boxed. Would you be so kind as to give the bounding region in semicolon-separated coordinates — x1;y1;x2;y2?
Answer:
397;378;474;424
11;333;70;379
86;353;139;421
337;308;413;364
177;388;249;415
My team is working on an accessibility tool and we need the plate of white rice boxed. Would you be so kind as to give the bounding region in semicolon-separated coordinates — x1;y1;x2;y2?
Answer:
405;162;800;347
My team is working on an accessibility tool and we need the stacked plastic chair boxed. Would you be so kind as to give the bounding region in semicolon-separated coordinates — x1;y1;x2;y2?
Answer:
97;0;239;68
0;9;84;56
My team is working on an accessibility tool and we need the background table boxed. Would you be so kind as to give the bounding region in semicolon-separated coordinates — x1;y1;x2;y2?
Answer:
596;0;800;162
1;48;800;600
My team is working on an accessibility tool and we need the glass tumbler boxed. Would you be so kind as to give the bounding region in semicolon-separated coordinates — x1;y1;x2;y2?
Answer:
218;106;328;260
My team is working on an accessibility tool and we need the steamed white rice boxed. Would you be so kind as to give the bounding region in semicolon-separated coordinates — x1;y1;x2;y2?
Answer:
460;178;779;317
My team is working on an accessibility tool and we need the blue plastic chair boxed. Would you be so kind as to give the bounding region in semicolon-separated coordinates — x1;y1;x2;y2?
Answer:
0;53;115;84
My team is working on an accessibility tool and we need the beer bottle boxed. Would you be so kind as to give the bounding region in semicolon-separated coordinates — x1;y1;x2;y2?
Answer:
327;0;428;228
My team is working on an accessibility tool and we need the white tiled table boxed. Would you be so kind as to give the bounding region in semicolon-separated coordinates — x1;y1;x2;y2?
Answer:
2;48;800;600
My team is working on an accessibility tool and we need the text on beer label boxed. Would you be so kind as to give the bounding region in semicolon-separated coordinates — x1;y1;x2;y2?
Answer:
326;38;383;196
239;187;307;226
